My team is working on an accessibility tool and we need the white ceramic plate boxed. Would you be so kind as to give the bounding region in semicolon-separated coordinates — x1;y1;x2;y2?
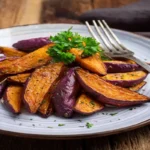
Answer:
0;24;150;139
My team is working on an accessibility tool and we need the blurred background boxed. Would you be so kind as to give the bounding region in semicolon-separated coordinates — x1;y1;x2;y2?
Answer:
0;0;138;27
1;0;150;34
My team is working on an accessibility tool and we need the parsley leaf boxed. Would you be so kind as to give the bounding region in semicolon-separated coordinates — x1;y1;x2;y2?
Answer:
47;27;105;64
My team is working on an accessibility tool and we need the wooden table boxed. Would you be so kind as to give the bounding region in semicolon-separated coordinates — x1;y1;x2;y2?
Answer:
0;0;150;150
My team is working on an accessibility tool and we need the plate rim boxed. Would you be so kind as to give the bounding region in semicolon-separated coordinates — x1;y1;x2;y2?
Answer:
0;23;150;139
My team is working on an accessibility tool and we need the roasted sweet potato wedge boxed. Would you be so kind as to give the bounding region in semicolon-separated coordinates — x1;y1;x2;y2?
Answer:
74;93;104;115
0;44;54;74
103;60;141;73
102;71;147;87
76;68;150;107
70;48;107;75
7;73;31;84
52;68;80;118
129;81;146;92
3;85;23;114
13;37;51;52
23;63;64;113
38;93;53;117
0;46;26;57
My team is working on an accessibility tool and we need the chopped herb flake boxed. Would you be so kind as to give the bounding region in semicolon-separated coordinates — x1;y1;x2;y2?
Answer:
86;122;93;128
58;124;65;126
110;113;118;116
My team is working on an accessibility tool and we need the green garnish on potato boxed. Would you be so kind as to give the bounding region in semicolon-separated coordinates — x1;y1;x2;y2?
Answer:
47;27;106;64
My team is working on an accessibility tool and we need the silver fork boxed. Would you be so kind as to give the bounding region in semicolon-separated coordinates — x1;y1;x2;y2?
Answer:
85;20;150;72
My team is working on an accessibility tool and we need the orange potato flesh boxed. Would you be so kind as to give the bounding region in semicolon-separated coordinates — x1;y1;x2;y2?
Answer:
70;48;107;75
4;85;23;113
102;71;146;81
76;69;149;106
74;93;104;114
0;44;54;74
24;63;64;113
129;81;146;92
7;73;31;83
0;46;26;57
38;93;52;116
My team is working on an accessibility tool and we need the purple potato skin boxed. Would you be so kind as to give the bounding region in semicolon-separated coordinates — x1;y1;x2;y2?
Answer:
76;71;149;107
0;80;7;99
12;37;51;52
104;61;141;73
51;68;80;118
104;74;147;87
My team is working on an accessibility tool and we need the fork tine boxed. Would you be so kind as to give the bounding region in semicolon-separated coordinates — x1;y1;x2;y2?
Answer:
85;21;100;42
85;21;110;53
92;20;112;51
98;20;121;51
102;20;126;49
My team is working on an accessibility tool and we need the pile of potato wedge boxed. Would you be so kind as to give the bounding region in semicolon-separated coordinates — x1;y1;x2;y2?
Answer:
0;37;149;118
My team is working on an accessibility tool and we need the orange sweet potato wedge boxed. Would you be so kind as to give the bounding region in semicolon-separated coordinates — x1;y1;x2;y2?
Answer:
3;85;23;114
7;73;31;84
38;93;53;117
0;46;26;57
0;44;54;74
74;93;104;115
129;81;146;92
70;48;107;75
76;68;150;107
23;62;64;113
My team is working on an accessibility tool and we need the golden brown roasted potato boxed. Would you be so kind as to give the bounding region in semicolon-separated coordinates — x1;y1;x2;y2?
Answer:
3;85;23;114
7;73;31;84
76;68;150;107
74;93;104;115
23;62;64;113
0;44;54;74
70;48;107;75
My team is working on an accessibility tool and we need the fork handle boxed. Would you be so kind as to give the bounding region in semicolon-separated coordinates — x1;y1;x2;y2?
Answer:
125;55;150;72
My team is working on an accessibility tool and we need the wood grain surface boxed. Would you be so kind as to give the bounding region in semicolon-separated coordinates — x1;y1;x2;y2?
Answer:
1;0;150;150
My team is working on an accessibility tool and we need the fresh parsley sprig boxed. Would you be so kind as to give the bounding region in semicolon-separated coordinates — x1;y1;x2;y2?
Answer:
47;27;107;64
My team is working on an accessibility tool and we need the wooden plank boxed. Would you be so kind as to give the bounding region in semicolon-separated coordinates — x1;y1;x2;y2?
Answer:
0;0;43;28
110;126;150;150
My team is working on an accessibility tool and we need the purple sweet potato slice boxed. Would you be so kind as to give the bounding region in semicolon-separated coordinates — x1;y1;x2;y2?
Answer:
70;48;107;75
7;73;31;84
23;63;64;113
129;81;146;92
76;68;150;107
103;60;141;73
12;37;51;52
0;46;26;57
0;44;54;74
74;93;104;115
51;68;80;118
3;85;23;114
102;71;147;87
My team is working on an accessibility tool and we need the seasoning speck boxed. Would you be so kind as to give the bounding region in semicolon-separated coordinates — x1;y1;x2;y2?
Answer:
58;124;65;126
86;122;93;128
110;113;118;116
